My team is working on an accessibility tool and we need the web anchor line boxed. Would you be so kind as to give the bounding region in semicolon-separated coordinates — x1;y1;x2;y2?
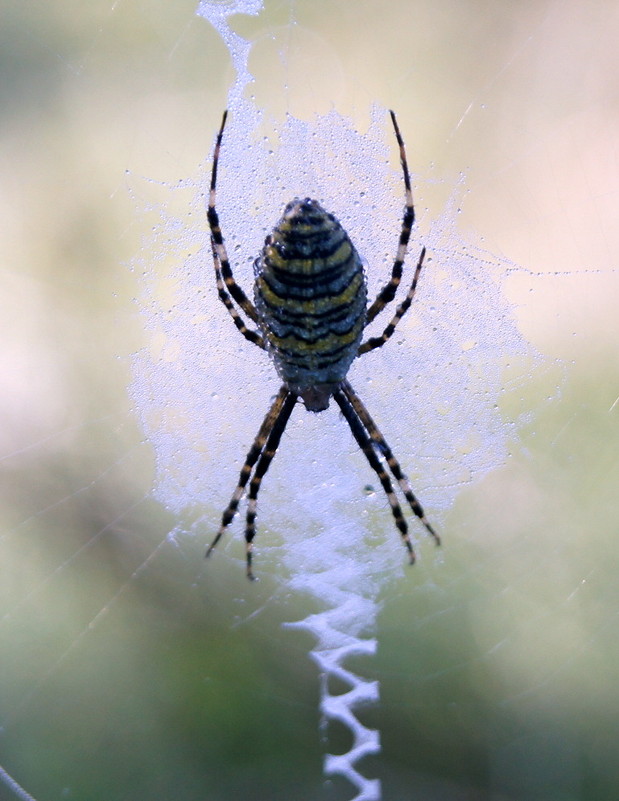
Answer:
0;765;40;801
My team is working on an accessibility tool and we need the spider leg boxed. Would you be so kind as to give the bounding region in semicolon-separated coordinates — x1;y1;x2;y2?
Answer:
333;388;417;564
207;109;260;325
358;246;426;356
206;386;290;561
244;390;298;580
342;381;440;546
210;237;266;349
365;110;417;326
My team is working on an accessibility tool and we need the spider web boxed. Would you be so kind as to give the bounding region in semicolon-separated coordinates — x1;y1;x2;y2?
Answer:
129;4;544;797
2;2;619;801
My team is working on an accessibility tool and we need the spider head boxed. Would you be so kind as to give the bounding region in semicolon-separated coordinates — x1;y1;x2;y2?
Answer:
298;383;340;413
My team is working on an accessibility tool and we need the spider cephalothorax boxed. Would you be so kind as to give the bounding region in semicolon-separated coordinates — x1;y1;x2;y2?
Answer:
206;110;440;579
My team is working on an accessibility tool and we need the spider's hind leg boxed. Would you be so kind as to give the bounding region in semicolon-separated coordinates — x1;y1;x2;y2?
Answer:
243;390;298;580
343;380;440;546
334;388;417;564
206;386;290;567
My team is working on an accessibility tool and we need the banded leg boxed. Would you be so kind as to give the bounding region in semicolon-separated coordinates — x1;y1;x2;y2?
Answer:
358;246;426;355
208;109;260;324
244;390;298;580
334;388;417;564
206;386;290;560
343;381;440;546
210;237;266;349
365;109;416;325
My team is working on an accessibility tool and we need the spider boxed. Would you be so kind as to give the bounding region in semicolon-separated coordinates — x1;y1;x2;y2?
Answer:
206;109;440;580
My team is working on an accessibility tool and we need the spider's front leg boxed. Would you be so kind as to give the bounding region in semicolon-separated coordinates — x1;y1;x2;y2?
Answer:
365;110;417;325
358;246;427;356
207;109;261;327
210;237;265;349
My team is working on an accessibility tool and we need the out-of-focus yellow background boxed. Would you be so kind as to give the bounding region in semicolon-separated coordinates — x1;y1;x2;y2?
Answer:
1;2;618;799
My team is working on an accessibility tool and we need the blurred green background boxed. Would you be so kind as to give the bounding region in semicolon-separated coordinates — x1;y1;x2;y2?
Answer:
1;1;618;800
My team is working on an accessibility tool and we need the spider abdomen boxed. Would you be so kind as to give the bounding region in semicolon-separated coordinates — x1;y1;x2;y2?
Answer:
255;198;367;409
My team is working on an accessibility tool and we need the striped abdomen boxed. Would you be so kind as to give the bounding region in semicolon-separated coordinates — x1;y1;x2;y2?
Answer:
254;198;367;411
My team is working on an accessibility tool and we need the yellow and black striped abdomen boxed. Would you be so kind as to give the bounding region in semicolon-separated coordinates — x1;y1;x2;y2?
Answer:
254;198;367;410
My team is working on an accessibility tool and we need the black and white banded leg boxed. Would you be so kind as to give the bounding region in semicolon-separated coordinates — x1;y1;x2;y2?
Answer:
210;237;266;349
333;387;417;564
206;386;293;570
343;381;440;546
207;110;261;325
365;110;416;325
359;246;426;355
243;390;298;579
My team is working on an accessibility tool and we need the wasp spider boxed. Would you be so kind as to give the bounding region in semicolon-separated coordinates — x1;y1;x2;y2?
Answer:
206;110;440;579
